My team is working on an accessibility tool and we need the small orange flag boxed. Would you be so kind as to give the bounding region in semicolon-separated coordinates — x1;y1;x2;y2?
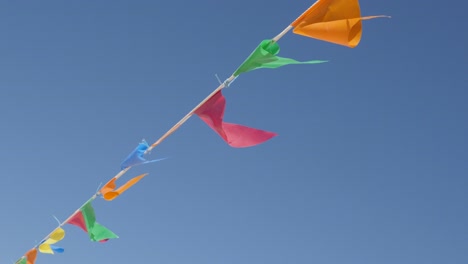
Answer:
291;0;389;48
26;249;37;264
20;248;37;264
100;173;148;201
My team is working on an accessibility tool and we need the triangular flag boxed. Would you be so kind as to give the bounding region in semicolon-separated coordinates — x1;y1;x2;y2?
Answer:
67;200;118;242
194;91;277;147
233;39;326;76
68;210;87;233
25;249;37;264
38;228;65;254
15;258;27;264
100;173;148;201
16;248;37;264
121;140;165;170
291;0;389;48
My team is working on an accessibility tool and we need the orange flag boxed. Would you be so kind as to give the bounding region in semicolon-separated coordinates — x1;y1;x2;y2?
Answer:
26;249;37;264
16;248;37;264
291;0;389;48
100;173;148;201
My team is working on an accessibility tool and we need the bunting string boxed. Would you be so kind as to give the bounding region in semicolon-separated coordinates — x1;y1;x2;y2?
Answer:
13;0;389;263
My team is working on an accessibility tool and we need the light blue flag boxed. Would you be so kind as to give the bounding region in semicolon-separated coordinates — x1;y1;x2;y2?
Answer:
38;241;65;254
50;245;64;254
120;140;165;170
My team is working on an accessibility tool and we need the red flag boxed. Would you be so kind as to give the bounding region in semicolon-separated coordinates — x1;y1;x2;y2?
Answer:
68;211;87;233
194;91;276;147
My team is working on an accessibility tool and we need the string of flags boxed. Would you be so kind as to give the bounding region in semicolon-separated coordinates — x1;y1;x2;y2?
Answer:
13;0;389;263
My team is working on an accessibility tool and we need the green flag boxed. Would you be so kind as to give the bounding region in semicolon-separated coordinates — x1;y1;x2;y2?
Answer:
68;200;118;242
233;39;326;76
81;201;119;242
15;258;26;264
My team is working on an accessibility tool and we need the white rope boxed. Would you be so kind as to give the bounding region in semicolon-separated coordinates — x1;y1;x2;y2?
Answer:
15;20;296;264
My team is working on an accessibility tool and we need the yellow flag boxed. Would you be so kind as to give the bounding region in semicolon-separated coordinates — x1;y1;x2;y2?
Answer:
291;0;388;48
38;228;65;254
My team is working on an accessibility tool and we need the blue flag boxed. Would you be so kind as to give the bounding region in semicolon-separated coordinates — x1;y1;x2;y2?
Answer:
121;140;165;170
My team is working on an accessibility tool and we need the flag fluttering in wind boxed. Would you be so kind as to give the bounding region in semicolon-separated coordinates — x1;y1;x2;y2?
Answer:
195;91;277;147
291;0;389;47
100;173;148;201
68;200;118;242
121;140;165;170
234;39;326;76
38;228;65;254
16;248;37;264
11;1;389;263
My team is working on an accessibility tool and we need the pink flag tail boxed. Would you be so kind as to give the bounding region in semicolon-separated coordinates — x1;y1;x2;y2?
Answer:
194;91;277;147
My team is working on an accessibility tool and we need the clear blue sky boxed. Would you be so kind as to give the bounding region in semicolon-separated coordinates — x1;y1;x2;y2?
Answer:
2;0;467;263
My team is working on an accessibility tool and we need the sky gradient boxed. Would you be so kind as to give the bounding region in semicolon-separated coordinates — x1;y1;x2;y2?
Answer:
2;0;467;264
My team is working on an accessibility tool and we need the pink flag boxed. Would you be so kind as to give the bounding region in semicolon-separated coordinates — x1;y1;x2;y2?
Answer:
194;91;276;147
68;211;87;233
